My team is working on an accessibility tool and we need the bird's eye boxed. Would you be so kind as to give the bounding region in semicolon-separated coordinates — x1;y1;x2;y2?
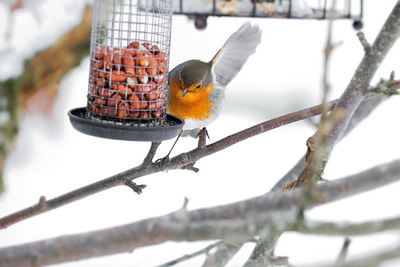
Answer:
196;83;202;89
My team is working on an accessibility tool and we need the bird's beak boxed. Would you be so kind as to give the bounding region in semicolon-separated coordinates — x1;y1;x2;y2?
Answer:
182;88;189;97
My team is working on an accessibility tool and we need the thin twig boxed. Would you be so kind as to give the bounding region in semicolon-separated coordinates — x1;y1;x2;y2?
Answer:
272;90;385;193
180;163;200;173
335;237;351;266
325;244;400;267
368;77;400;95
0;99;337;229
294;216;400;236
271;155;307;192
243;235;281;267
321;0;338;118
230;2;400;263
292;1;400;188
201;242;243;267
122;179;146;194
0;158;399;266
157;241;222;267
142;142;161;166
356;32;372;54
252;4;337;267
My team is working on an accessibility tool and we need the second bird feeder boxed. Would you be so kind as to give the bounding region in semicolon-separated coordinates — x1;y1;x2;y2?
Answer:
69;0;184;141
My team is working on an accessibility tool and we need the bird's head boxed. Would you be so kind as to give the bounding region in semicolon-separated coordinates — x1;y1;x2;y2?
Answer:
177;60;213;100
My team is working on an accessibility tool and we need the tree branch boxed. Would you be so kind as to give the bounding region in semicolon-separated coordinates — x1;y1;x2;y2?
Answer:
273;90;387;193
294;216;400;236
248;3;400;260
243;235;281;267
143;142;161;166
201;242;243;267
356;32;371;54
294;1;400;186
0;159;399;266
0;99;336;229
325;244;400;267
335;238;351;266
157;241;222;267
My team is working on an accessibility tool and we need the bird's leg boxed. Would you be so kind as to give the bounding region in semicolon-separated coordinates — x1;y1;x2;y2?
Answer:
197;127;210;149
179;127;209;173
166;130;183;158
155;131;182;170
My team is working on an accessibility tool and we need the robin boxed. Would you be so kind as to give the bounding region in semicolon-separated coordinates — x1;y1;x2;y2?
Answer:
165;22;262;154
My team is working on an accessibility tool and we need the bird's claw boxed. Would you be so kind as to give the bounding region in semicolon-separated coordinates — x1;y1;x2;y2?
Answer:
155;156;171;172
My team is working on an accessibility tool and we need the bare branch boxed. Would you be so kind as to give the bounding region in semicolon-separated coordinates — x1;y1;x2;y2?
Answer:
356;32;372;54
271;155;307;192
321;0;339;118
122;179;146;194
243;235;281;267
325;244;400;267
273;90;386;193
201;242;243;267
242;90;389;264
323;0;400;160
0;99;335;229
292;1;400;187
0;159;399;266
142;142;161;166
158;241;222;267
335;238;351;266
368;77;400;96
294;216;400;236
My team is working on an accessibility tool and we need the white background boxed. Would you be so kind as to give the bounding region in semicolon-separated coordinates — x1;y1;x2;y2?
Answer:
0;0;399;266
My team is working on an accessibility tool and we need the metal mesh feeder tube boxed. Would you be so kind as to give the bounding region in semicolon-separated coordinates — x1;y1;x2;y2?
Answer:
68;0;184;141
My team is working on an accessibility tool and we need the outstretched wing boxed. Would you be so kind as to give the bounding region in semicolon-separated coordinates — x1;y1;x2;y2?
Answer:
211;22;262;87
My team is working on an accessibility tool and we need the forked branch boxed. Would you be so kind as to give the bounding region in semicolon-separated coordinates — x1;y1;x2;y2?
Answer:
0;159;399;266
0;98;338;229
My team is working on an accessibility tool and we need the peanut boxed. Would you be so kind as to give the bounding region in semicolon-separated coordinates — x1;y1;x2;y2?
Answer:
108;93;122;107
97;79;105;88
145;89;158;101
97;88;111;98
128;94;141;110
122;56;136;75
127;49;137;57
152;110;162;118
146;66;159;76
135;84;151;93
92;59;104;69
95;97;106;106
113;48;126;65
118;101;129;118
127;77;138;88
89;41;168;121
127;41;139;49
110;70;127;82
141;112;151;119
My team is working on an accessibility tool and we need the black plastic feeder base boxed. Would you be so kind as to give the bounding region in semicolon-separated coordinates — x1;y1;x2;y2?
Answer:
68;107;184;142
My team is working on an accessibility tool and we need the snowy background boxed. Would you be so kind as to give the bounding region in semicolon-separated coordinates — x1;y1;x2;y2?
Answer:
0;0;400;266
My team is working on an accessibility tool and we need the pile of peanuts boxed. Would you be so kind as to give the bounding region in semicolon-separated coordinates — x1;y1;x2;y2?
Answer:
87;41;168;122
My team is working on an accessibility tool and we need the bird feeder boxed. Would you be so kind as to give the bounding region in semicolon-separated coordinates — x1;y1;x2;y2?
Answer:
69;0;184;141
174;0;363;30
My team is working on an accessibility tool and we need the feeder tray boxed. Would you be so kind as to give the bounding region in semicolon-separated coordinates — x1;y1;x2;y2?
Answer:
68;107;183;141
68;0;184;142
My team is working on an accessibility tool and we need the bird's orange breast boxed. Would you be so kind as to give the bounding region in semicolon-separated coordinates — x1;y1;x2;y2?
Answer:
167;79;213;120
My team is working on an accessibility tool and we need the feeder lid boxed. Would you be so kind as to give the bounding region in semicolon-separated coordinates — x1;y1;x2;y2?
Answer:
68;107;184;142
